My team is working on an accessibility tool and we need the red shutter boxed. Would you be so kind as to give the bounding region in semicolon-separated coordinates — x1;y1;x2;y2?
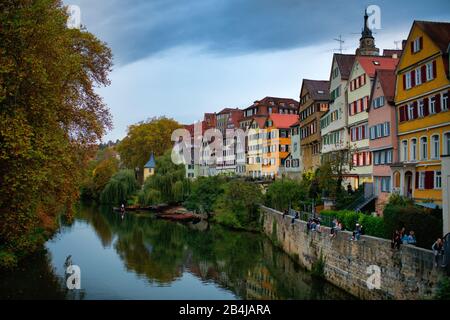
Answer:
413;101;418;119
432;60;437;79
421;65;427;83
403;74;406;90
419;37;423;50
423;98;429;116
411;70;416;87
399;106;405;122
425;171;434;189
410;41;414;53
353;102;357;115
435;94;441;112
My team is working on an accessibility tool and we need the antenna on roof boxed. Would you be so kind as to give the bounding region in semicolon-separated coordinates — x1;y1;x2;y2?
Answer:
394;40;402;50
333;35;346;53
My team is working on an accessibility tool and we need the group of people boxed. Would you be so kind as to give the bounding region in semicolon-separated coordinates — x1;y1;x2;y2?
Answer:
391;227;417;249
307;217;322;233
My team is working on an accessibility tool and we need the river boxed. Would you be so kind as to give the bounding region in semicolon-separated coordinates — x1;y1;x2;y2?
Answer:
0;205;354;300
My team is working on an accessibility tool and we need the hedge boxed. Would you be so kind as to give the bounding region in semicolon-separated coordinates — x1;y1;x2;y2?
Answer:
319;210;385;238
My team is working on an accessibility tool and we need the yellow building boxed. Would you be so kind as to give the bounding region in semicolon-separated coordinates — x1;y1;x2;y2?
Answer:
246;117;266;178
392;21;450;208
261;114;299;178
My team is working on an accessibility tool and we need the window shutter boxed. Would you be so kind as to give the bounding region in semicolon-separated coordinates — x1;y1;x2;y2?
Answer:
362;124;366;139
419;37;423;50
432;60;437;79
435;94;441;112
415;172;419;189
411;69;416;87
399;106;405;122
423;98;429;116
410;41;414;53
421;65;427;83
425;171;434;189
403;74;406;90
353;101;357;115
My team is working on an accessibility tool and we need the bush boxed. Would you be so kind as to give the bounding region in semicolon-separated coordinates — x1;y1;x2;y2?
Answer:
184;176;227;214
435;277;450;300
0;250;18;269
320;210;384;237
265;178;307;212
383;204;442;248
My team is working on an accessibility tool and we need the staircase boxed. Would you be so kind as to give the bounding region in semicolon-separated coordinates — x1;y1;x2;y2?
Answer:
345;183;377;212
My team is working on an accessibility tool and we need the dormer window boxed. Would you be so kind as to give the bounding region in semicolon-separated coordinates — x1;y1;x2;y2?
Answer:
317;90;324;94
373;61;380;66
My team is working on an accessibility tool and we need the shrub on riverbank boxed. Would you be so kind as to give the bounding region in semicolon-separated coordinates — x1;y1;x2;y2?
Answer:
383;204;442;248
264;178;307;212
319;210;385;238
184;176;227;214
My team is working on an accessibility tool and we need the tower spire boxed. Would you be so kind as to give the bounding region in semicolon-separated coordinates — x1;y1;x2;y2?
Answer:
355;8;379;56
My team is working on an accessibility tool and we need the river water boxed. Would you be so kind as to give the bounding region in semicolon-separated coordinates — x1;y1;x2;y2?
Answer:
0;205;354;300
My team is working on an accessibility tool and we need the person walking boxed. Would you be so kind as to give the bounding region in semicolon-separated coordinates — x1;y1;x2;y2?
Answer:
432;238;444;267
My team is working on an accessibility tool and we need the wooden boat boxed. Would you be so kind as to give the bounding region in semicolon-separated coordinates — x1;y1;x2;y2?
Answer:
157;212;200;222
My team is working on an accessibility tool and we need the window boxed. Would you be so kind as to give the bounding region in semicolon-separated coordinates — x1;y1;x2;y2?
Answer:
410;138;417;161
415;67;422;86
401;140;408;161
373;96;385;109
430;96;436;114
418;99;424;117
381;177;391;192
418;172;425;189
408;104;414;120
431;135;440;159
442;92;448;111
384;122;390;137
420;137;427;160
405;72;412;89
412;37;422;53
435;171;442;189
445;132;450;156
426;62;434;81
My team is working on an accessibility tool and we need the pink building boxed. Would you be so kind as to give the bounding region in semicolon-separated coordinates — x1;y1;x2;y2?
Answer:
368;70;398;214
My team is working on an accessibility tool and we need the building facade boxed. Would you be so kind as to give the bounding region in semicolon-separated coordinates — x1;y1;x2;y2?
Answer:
368;70;398;214
299;79;330;172
392;20;450;208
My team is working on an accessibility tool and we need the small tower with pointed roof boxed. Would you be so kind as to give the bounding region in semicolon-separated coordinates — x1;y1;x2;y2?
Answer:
143;153;156;181
356;9;380;56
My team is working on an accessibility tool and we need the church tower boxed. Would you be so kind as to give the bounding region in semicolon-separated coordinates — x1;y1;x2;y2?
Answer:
355;9;380;56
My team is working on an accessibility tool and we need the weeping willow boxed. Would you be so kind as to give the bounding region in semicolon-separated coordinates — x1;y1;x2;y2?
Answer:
100;170;139;204
138;151;190;206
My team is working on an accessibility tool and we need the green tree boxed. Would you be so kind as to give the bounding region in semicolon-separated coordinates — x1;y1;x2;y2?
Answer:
184;176;227;215
265;178;307;212
0;0;112;267
116;117;181;182
100;170;139;205
138;150;189;205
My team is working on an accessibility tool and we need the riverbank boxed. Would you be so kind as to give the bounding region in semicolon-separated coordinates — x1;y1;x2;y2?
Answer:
260;206;444;300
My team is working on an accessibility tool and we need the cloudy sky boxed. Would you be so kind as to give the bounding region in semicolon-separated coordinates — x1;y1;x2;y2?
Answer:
64;0;450;141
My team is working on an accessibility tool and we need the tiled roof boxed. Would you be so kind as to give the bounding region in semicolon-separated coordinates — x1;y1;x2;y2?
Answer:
267;114;299;129
245;96;298;110
144;153;156;168
302;79;330;101
415;20;450;53
356;56;399;77
249;116;267;129
382;49;403;58
334;54;356;80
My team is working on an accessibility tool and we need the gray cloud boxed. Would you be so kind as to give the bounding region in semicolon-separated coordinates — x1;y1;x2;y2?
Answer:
67;0;450;65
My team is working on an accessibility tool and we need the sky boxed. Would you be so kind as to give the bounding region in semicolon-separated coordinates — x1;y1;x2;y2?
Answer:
63;0;450;142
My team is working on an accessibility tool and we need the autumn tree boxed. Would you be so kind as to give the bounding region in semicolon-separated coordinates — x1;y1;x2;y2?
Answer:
117;117;181;182
0;0;112;267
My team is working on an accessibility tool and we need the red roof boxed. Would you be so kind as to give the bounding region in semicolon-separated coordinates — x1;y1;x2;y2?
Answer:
267;114;299;129
356;56;399;77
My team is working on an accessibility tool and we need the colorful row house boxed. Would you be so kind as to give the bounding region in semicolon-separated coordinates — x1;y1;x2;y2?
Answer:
391;21;450;209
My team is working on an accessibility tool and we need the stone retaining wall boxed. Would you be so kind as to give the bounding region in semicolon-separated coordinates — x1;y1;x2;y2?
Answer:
261;206;443;300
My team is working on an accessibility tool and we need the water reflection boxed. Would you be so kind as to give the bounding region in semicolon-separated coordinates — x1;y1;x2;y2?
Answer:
0;205;354;300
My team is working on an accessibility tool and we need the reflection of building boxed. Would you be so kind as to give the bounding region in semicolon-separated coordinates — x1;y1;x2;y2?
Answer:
143;153;156;181
392;21;450;208
245;265;278;300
